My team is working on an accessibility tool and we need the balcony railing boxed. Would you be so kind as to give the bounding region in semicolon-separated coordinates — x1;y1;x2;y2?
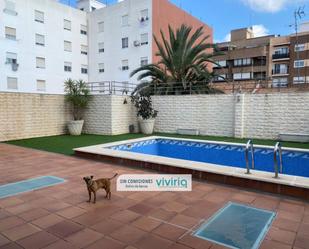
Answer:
272;69;288;75
272;53;290;60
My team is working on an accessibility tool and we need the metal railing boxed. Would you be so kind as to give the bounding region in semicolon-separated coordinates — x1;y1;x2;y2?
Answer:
274;142;283;178
86;80;309;95
86;81;136;95
245;140;255;174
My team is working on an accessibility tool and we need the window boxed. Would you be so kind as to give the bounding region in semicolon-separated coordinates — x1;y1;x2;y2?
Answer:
7;77;18;90
35;34;45;46
34;10;44;23
216;60;226;67
36;57;45;69
274;47;289;55
272;78;288;88
64;41;72;52
98;21;104;32
140;9;149;21
4;0;17;15
233;72;251;80
80;25;87;35
92;7;96;11
64;62;72;72
98;42;104;53
81;65;88;74
5;26;16;40
81;45;88;55
140;57;148;66
294;60;305;68
37;80;46;91
122;60;129;71
234;58;251;66
122;37;129;48
122;15;129;26
6;52;17;64
64;19;71;31
293;76;305;84
99;63;104;73
295;44;305;52
140;33;148;45
272;64;288;74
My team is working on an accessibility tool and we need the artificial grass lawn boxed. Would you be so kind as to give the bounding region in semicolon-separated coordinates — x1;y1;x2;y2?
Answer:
5;133;309;156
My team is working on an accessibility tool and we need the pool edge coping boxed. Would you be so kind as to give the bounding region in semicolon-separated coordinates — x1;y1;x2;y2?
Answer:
74;136;309;190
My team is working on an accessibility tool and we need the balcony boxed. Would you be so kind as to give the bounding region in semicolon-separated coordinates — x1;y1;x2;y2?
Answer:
272;69;289;75
272;53;290;60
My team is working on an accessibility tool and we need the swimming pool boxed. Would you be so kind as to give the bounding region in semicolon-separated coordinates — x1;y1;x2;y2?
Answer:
74;136;309;199
109;138;309;178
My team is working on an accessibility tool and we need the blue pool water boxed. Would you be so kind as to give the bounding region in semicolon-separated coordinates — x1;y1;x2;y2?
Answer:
0;176;65;199
194;202;276;249
109;138;309;177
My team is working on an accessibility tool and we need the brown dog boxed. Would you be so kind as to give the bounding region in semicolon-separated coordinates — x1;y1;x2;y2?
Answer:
83;174;118;203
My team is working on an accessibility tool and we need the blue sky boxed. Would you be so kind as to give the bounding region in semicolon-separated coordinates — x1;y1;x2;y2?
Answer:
60;0;309;42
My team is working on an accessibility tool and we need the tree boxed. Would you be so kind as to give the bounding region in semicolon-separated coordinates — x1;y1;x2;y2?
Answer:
130;24;222;95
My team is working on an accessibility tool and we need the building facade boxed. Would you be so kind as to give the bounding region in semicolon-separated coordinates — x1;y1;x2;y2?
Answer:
213;25;309;93
1;0;211;94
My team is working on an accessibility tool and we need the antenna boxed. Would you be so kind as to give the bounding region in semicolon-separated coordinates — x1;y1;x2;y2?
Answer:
290;6;306;82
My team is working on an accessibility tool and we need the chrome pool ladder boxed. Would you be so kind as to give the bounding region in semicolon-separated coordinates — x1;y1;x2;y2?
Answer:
274;142;283;178
245;140;255;174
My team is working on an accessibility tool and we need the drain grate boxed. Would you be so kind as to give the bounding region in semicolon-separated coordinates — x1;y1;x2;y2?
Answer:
194;202;276;249
0;176;65;199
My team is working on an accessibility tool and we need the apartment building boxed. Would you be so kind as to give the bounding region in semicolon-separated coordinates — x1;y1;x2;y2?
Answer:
213;25;309;92
0;0;88;93
1;0;211;94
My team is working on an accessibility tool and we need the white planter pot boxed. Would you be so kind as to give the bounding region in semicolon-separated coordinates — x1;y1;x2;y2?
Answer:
68;120;84;136
138;118;155;135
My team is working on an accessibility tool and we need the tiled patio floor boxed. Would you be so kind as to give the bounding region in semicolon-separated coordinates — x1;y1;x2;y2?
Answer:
0;143;308;249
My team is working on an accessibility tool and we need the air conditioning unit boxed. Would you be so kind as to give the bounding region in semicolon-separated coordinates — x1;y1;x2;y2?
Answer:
133;40;140;47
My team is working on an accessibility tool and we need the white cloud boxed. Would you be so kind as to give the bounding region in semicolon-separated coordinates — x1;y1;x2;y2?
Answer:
241;0;308;13
217;24;269;43
251;25;270;37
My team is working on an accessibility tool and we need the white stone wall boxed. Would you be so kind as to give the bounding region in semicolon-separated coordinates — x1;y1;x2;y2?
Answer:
82;93;309;139
241;93;309;139
83;95;137;135
152;95;236;137
0;92;71;141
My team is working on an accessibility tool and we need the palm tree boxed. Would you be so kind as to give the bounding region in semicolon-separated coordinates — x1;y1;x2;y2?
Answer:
130;24;222;95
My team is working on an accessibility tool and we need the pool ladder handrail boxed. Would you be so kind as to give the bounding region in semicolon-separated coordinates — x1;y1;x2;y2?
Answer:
274;142;283;178
245;139;255;174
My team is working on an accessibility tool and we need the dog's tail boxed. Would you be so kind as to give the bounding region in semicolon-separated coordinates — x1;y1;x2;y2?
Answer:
109;173;118;180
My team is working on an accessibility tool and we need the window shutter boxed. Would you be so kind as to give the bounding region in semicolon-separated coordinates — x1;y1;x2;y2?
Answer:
5;27;16;36
35;10;44;22
64;19;71;30
64;41;72;51
36;57;45;68
7;77;18;89
141;33;148;44
37;80;46;91
35;34;45;45
98;22;104;32
81;45;87;53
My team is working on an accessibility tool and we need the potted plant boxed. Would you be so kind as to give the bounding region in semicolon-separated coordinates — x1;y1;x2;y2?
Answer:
64;79;92;135
131;95;158;134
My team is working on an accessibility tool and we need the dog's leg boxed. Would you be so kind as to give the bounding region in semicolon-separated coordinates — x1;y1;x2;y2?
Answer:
87;190;91;203
93;191;96;204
